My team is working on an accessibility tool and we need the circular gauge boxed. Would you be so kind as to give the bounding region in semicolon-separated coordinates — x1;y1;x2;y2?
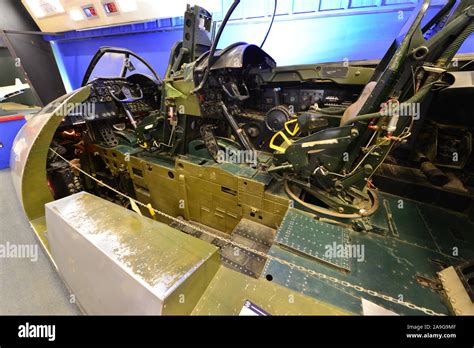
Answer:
265;105;292;132
131;84;141;96
96;87;106;96
110;84;121;95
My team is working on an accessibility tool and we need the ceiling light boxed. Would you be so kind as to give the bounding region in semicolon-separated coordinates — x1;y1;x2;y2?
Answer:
69;9;84;21
116;0;138;13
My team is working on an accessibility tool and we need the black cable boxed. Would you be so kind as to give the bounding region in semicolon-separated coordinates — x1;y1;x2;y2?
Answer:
208;0;240;68
261;0;277;48
192;0;241;93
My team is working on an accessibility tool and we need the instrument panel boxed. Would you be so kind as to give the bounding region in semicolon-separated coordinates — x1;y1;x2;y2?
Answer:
88;78;141;104
81;78;157;122
252;85;362;113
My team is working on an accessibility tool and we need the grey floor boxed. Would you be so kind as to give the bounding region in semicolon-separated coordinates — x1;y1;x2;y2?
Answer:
0;169;80;314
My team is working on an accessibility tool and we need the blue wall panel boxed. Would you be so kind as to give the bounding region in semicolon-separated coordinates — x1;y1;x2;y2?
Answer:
320;0;346;11
47;0;474;92
51;30;182;91
292;0;318;13
383;0;416;5
275;0;293;15
243;0;267;18
218;11;407;64
350;0;379;8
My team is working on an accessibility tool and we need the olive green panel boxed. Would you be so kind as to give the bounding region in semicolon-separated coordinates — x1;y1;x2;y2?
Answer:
167;80;201;117
163;251;221;315
184;175;238;233
255;65;374;85
142;160;182;219
134;157;285;233
10;87;91;223
93;145;130;176
30;216;48;251
192;266;352;315
89;147;290;236
129;155;151;189
172;158;287;233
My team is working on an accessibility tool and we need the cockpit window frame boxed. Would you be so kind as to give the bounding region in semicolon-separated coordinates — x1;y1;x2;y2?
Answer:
81;47;161;87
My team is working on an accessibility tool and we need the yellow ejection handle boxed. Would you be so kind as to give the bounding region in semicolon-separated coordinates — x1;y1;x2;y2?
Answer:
269;119;300;153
